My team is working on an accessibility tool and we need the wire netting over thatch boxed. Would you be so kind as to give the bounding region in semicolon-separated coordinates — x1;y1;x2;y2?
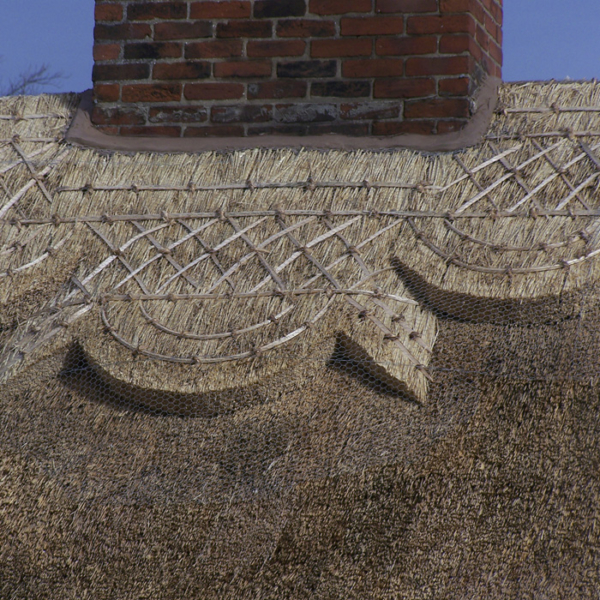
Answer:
2;81;600;598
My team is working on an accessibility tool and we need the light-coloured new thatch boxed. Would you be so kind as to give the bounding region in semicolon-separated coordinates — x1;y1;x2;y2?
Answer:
3;81;600;407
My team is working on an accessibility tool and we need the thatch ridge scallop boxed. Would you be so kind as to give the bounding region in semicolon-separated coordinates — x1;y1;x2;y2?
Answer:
2;81;600;405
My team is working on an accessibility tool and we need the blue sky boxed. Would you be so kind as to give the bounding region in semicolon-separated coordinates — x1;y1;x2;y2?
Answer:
0;0;599;94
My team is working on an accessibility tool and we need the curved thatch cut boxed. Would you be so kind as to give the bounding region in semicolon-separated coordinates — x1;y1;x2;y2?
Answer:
1;81;600;405
396;81;600;299
3;292;600;598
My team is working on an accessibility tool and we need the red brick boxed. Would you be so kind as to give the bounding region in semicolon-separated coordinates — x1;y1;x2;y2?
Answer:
311;80;370;97
439;34;472;53
471;0;486;23
184;125;245;137
489;39;502;66
121;126;182;137
155;21;212;40
122;84;182;103
190;1;252;18
340;102;400;120
405;55;472;76
92;63;150;81
376;36;436;56
374;77;435;98
475;25;489;51
248;81;307;99
277;19;336;37
373;120;436;135
95;3;123;21
153;62;211;80
275;103;337;123
217;20;272;38
124;42;182;60
91;107;145;126
185;40;243;59
149;107;208;123
491;1;502;26
404;98;470;118
211;105;272;123
247;40;306;57
484;11;498;38
439;0;471;11
484;13;502;40
343;59;404;78
254;0;307;18
93;83;120;102
441;33;483;61
376;0;437;12
184;83;244;100
214;61;272;78
312;38;372;58
439;33;483;61
341;17;404;36
94;23;151;41
278;60;336;78
127;3;187;20
309;0;372;14
407;15;475;35
93;43;121;61
439;76;470;95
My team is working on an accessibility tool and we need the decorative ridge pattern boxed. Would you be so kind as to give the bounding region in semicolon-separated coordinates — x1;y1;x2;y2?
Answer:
1;82;600;403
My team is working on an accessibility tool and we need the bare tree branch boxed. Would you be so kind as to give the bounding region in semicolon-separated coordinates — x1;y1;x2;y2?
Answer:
1;63;66;96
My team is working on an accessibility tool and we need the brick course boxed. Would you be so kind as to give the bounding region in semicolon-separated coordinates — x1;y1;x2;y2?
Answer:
92;0;503;137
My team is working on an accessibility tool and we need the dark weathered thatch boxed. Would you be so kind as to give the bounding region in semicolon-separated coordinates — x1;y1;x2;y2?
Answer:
2;315;600;598
2;82;600;598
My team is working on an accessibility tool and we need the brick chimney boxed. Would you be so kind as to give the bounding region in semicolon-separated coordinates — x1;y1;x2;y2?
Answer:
91;0;502;138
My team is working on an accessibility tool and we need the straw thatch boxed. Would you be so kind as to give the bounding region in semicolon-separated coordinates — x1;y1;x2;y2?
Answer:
2;81;600;598
2;300;600;599
3;81;600;406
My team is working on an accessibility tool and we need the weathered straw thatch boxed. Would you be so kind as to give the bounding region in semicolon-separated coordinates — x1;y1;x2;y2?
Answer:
4;81;600;405
2;81;600;598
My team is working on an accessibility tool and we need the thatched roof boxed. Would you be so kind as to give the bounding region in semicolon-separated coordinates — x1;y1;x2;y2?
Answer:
3;81;600;403
2;81;600;598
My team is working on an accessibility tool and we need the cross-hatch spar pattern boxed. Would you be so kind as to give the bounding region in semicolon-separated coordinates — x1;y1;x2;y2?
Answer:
2;84;600;403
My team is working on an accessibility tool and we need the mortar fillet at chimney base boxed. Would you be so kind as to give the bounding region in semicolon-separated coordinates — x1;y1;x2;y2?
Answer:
91;0;503;139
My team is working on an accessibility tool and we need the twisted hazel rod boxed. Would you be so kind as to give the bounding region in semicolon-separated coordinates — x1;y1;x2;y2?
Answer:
498;107;600;114
55;179;436;193
275;213;430;377
138;301;296;342
453;140;592;214
10;208;600;227
408;218;600;275
0;144;50;176
485;131;600;140
0;114;69;120
0;230;73;279
0;146;70;219
100;295;337;365
443;218;590;253
100;288;418;304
